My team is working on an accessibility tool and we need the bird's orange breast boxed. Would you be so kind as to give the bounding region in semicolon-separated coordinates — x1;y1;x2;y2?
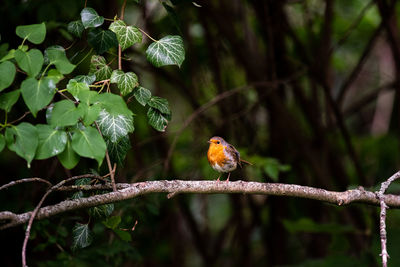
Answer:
207;144;226;166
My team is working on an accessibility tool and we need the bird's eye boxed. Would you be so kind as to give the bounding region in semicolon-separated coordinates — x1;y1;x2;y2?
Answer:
216;141;220;144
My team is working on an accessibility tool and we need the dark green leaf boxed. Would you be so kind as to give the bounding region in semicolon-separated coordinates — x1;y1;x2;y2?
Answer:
5;122;38;167
147;107;169;132
146;35;185;67
50;100;82;127
44;46;75;74
58;139;80;169
72;223;93;250
110;70;138;96
133;86;151;106
21;77;56;117
89;55;112;81
97;109;134;142
88;28;118;54
67;79;89;97
35;124;67;160
74;74;96;85
147;96;170;114
103;215;121;230
113;229;132;242
0;134;5;153
89;203;114;218
80;8;104;29
96;93;133;116
72;126;106;165
106;135;131;165
109;20;142;50
0;89;20;112
67;20;85;38
0;61;16;91
16;23;46;44
15;49;44;77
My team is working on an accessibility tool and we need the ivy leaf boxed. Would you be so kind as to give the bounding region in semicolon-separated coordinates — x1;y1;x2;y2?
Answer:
146;35;185;67
44;46;75;74
106;135;131;165
72;223;93;250
5;122;38;168
0;134;5;153
50;100;83;127
16;23;46;44
0;61;16;91
78;90;99;106
88;28;118;54
58;138;80;169
89;203;114;218
79;102;101;126
147;96;170;114
80;7;104;29
74;74;96;85
72;126;106;165
47;69;64;84
133;86;151;106
15;49;44;77
0;90;20;112
103;215;121;230
96;93;133;116
67;79;89;97
67;20;85;38
113;229;132;242
21;77;56;117
109;20;142;50
147;107;170;132
110;70;138;96
97;109;134;143
89;55;112;81
35;124;67;160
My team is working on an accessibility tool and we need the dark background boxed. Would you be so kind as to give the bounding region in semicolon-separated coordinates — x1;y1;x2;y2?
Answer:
1;0;400;266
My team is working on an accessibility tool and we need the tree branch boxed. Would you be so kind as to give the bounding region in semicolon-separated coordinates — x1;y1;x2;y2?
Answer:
2;180;400;231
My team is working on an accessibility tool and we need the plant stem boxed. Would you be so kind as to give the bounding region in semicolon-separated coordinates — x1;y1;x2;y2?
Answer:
138;28;158;42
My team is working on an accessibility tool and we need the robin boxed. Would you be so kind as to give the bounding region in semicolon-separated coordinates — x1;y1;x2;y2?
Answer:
207;136;252;181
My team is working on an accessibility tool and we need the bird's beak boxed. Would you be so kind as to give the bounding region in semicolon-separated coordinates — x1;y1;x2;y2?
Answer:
207;141;212;144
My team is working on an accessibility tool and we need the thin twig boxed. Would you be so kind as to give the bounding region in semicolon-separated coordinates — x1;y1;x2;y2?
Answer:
0;178;52;191
118;0;127;70
376;170;400;267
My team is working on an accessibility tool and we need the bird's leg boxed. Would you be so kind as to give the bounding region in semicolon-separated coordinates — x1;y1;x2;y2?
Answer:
226;173;231;182
216;173;221;181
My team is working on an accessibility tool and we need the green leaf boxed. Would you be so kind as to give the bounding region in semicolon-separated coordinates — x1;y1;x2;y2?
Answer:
21;77;56;117
72;126;106;165
47;69;64;84
0;49;16;62
147;107;170;132
110;70;138;96
5;123;38;168
58;139;80;169
78;90;99;106
97;109;134;143
133;86;151;106
113;229;132;242
74;74;96;85
89;55;112;81
67;20;85;38
44;46;75;74
106;135;131;165
147;96;170;114
15;49;44;77
0;89;20;112
0;61;16;91
67;79;89;97
79;102;101;126
103;215;121;230
16;23;46;44
88;28;118;54
96;93;133;116
146;35;185;67
80;7;104;29
72;223;93;250
89;203;114;218
0;134;5;153
35;124;67;160
109;20;142;50
50;100;83;127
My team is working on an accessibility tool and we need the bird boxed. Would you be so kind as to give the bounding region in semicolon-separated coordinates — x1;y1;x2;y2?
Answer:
207;136;252;181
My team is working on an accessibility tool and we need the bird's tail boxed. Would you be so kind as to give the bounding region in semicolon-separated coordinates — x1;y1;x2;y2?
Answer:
240;159;253;166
